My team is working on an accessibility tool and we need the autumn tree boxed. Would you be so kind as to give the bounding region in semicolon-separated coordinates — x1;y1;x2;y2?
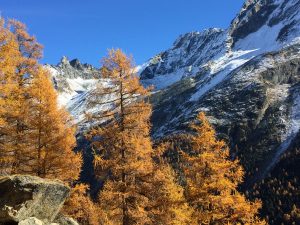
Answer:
9;19;43;173
22;66;81;182
0;19;81;182
150;145;194;225
0;19;43;174
0;17;95;224
181;112;265;224
0;19;23;173
0;19;30;173
87;49;191;224
62;184;106;225
289;205;300;224
87;48;154;224
8;19;42;74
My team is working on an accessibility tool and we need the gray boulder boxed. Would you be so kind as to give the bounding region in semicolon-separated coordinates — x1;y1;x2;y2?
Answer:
19;217;44;225
0;175;70;224
54;214;79;225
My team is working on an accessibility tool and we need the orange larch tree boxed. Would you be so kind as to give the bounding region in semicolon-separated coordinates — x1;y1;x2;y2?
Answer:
0;19;81;183
0;19;42;174
87;48;154;224
0;18;94;224
182;112;265;224
0;19;23;173
149;147;194;225
87;49;192;224
25;66;82;182
62;184;104;225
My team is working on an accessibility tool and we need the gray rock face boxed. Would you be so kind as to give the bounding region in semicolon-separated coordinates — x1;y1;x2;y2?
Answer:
56;56;99;79
54;214;79;225
140;28;228;83
45;57;100;129
140;0;300;85
0;175;70;224
19;217;44;225
150;44;300;184
46;56;99;94
230;0;300;43
229;0;277;43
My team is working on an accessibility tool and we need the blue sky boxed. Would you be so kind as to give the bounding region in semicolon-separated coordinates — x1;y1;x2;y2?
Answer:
0;0;245;66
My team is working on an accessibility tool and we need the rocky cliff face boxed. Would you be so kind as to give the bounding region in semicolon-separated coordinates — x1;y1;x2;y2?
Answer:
47;0;300;188
0;175;77;225
140;0;300;89
230;0;300;43
150;44;300;184
136;0;300;185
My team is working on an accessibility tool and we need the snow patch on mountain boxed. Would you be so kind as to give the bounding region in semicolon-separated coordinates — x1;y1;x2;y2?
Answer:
259;90;300;181
142;67;197;90
58;78;97;106
189;49;257;101
45;60;99;125
234;24;282;53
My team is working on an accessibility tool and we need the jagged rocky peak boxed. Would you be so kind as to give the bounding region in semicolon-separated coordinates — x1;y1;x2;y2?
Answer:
59;55;70;66
172;28;224;49
46;56;99;82
229;0;300;44
57;56;95;71
229;0;277;42
137;0;300;194
45;56;100;109
140;28;228;83
140;0;300;91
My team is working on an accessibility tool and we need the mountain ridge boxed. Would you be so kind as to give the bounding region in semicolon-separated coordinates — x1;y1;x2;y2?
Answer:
47;0;300;186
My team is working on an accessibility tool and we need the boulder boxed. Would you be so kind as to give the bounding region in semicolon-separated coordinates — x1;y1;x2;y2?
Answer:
19;217;44;225
54;214;79;225
0;175;70;224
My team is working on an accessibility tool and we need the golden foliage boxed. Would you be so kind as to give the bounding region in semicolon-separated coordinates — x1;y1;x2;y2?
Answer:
0;18;31;173
182;112;266;224
88;49;191;224
148;151;194;225
0;19;81;183
88;49;154;224
62;184;103;225
0;18;268;224
24;67;82;182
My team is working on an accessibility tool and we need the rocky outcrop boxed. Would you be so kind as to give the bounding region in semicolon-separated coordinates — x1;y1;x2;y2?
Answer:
140;28;229;88
229;0;277;43
19;217;45;225
54;214;79;225
49;56;99;80
230;0;300;44
0;175;70;225
45;57;99;125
